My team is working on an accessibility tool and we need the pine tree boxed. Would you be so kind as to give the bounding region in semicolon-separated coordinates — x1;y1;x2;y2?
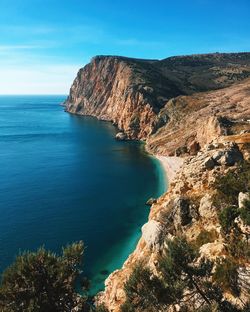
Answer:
0;242;87;312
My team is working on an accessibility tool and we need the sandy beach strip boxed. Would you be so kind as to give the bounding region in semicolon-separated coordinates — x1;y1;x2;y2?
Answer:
156;155;184;183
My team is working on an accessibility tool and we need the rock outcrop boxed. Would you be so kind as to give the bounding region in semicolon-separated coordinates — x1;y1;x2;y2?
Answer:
97;139;250;311
147;79;250;155
141;220;165;251
65;53;250;142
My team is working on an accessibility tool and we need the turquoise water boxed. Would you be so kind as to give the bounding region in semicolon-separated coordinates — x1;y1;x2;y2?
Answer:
0;95;166;293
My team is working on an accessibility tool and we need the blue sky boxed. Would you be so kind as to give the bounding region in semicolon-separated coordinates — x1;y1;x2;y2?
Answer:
0;0;249;94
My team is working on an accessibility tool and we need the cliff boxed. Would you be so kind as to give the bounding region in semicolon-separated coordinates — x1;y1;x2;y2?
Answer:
147;77;250;156
65;52;250;311
65;53;250;141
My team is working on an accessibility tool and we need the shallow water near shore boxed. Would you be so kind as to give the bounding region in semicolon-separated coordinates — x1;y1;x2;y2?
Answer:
0;95;166;293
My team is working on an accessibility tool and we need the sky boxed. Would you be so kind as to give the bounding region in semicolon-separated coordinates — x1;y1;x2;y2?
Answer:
0;0;249;94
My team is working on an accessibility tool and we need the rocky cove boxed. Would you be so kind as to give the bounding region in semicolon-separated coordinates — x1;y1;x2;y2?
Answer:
65;52;250;311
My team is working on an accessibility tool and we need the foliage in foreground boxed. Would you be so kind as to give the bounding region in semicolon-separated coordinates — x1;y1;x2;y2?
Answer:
121;237;248;312
213;161;250;207
0;242;87;312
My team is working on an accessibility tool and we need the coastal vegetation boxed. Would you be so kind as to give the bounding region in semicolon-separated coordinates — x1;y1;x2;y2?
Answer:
0;242;88;311
0;241;112;312
0;236;249;311
120;237;249;312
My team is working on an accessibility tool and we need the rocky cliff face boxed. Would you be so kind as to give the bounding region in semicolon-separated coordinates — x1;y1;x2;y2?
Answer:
97;140;250;311
65;52;250;311
65;56;181;139
147;78;250;156
65;53;250;141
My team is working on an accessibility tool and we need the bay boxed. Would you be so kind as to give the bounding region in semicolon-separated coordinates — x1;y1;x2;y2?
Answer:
0;95;166;292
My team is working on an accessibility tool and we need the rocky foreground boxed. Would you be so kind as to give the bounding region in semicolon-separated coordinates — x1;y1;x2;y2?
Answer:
65;52;250;311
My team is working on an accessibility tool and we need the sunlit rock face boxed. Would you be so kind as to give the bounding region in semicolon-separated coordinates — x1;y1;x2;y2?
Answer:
65;53;250;143
65;52;250;311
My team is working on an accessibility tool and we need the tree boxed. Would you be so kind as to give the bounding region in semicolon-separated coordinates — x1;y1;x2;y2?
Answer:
160;237;219;307
0;242;87;312
213;258;240;297
121;264;174;312
121;238;229;311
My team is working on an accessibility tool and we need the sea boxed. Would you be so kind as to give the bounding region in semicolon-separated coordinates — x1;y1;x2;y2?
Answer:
0;95;166;293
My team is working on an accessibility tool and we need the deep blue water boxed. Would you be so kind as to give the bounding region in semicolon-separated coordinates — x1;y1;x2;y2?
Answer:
0;95;166;293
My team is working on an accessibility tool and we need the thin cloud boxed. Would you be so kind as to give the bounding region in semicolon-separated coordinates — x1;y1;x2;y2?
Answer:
0;25;56;35
0;45;42;51
0;64;81;95
115;38;167;47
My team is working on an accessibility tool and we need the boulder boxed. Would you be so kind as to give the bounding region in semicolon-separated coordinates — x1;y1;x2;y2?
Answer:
238;192;249;209
188;140;200;155
203;157;215;170
220;150;243;166
199;194;217;218
115;132;127;141
172;196;191;227
213;145;243;166
212;150;224;162
175;146;188;156
199;242;225;260
141;220;165;251
146;197;157;206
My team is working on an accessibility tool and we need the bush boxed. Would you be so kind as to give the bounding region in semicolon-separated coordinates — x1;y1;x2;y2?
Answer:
122;238;225;311
218;206;239;234
0;242;87;312
213;161;250;207
213;258;240;296
226;229;250;260
121;264;172;312
93;304;109;312
239;199;250;226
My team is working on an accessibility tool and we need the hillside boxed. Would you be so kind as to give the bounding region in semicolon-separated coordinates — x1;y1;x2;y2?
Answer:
65;52;250;311
65;53;250;140
147;77;250;156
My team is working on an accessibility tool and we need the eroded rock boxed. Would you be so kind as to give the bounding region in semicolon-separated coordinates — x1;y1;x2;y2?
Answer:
172;196;191;227
214;145;243;166
203;157;215;170
115;132;127;141
146;198;157;206
141;220;165;251
238;192;249;209
199;242;225;260
199;193;217;219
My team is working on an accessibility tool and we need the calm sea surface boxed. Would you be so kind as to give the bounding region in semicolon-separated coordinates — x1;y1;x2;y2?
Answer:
0;95;166;292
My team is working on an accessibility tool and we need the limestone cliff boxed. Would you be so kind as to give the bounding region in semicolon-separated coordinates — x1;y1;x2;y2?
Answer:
97;140;250;311
147;78;250;156
65;53;250;140
65;52;250;311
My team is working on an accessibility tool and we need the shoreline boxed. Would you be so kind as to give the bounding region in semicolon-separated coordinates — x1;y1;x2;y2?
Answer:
155;155;184;183
88;145;169;295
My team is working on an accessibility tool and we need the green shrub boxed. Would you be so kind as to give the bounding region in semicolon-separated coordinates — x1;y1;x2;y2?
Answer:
121;264;172;312
213;161;250;207
218;206;239;234
239;199;250;226
226;229;250;260
93;304;109;312
213;258;240;296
